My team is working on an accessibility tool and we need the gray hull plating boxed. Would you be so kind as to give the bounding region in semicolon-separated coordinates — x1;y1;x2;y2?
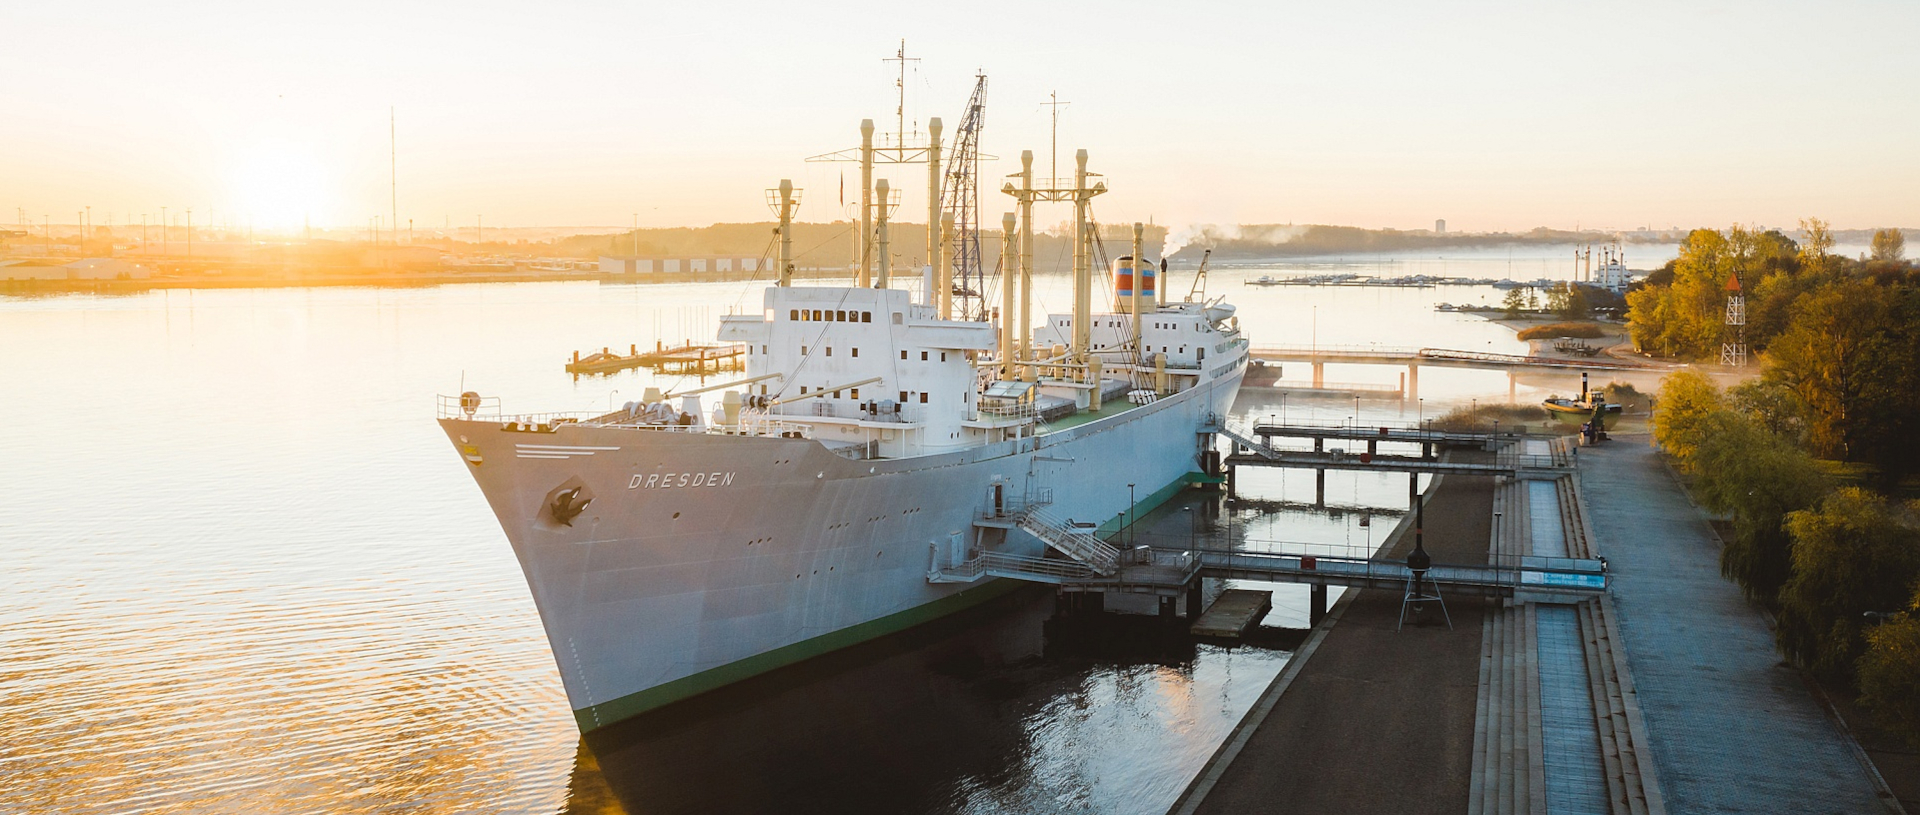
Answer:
442;369;1241;728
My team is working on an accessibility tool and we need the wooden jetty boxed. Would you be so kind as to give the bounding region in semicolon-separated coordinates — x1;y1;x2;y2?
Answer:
566;341;745;376
1191;589;1274;640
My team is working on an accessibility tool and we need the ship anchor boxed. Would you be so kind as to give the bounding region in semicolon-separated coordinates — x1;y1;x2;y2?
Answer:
550;487;591;526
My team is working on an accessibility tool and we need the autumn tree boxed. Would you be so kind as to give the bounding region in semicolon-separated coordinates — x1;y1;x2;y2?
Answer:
1652;370;1726;469
1849;285;1920;483
1777;489;1920;679
1800;217;1836;270
1502;287;1525;319
1871;228;1906;262
1762;280;1887;460
1545;283;1590;319
1628;226;1812;359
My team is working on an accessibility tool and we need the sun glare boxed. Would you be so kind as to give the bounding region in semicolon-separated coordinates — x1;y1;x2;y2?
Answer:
231;144;329;231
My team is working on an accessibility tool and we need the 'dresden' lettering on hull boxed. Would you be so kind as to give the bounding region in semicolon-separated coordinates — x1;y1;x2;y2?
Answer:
628;472;737;490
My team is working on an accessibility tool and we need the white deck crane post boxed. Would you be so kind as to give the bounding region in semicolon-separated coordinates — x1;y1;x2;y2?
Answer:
1002;211;1017;379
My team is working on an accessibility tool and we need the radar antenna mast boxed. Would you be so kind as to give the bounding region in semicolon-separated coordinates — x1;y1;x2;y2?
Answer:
942;73;988;320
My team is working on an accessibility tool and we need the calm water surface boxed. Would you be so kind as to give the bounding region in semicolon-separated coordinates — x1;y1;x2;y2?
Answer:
0;247;1673;813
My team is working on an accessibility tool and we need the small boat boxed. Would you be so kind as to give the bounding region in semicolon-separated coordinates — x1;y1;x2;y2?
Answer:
1247;275;1281;286
1243;358;1283;387
1543;392;1622;419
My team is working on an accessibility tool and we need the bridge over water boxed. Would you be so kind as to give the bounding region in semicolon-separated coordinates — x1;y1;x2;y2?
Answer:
1246;344;1671;398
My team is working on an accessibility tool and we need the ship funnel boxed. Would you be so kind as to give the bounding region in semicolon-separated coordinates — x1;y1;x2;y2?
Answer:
1113;257;1156;302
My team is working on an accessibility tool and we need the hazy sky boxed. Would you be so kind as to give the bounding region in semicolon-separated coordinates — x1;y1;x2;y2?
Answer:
4;1;1916;234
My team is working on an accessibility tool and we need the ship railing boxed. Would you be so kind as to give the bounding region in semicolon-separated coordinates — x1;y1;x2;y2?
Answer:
935;551;1100;584
978;552;1099;581
978;401;1039;420
980;488;1053;522
735;414;814;439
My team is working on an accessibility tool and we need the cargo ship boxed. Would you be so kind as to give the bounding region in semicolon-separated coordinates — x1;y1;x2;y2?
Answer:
439;125;1247;733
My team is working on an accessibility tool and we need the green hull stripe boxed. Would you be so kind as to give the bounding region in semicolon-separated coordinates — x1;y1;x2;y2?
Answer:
572;471;1209;732
1096;472;1216;536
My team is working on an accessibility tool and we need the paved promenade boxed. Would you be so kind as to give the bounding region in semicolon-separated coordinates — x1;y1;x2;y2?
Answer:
1176;472;1495;815
1578;438;1889;814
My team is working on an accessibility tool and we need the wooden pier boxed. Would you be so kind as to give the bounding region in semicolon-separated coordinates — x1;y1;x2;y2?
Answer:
566;341;745;377
1191;589;1274;639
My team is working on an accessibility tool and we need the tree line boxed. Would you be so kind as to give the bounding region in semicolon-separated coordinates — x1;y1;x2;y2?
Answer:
1654;370;1920;746
1632;221;1920;482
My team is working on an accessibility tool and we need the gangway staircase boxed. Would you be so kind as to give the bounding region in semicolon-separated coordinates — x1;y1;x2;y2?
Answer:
1015;506;1122;574
931;490;1122;584
1219;425;1283;461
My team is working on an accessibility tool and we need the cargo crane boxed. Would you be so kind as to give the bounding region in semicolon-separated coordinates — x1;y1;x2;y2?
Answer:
1188;248;1212;303
942;73;988;320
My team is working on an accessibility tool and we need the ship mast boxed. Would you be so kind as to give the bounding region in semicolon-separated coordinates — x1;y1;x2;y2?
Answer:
808;41;964;305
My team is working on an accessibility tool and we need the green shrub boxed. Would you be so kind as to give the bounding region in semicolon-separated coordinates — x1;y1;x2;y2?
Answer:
1857;583;1920;748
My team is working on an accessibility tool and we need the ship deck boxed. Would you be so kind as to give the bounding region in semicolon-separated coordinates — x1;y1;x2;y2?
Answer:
1040;396;1144;433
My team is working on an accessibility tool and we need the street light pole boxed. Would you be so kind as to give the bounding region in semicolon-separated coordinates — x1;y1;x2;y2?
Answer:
1128;483;1136;546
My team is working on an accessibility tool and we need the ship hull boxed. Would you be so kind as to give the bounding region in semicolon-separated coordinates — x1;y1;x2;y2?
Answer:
443;370;1241;732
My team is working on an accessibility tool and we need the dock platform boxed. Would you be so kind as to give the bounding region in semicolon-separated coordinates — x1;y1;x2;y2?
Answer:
1190;589;1272;639
566;342;744;376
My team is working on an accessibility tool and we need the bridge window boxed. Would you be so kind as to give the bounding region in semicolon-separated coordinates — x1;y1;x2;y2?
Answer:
800;386;808;394
801;345;807;354
862;311;872;323
940;352;947;362
900;350;908;360
921;351;928;361
826;347;833;356
836;310;846;322
851;388;859;399
813;309;823;321
790;309;799;320
919;392;928;403
851;348;859;357
899;390;908;402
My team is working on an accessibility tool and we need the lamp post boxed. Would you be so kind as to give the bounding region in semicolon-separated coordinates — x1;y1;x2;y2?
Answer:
1493;510;1503;568
1128;483;1136;546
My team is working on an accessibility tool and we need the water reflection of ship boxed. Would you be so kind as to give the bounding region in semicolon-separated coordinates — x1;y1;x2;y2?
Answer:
562;587;1213;815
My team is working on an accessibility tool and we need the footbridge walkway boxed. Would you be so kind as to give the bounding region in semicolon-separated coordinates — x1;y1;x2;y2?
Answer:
1246;344;1667;398
935;504;1607;605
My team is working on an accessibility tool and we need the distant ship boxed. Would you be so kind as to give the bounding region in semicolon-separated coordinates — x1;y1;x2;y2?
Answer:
439;120;1248;733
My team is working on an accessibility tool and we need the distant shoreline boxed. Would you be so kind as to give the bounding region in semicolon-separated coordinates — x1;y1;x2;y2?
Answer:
0;268;867;296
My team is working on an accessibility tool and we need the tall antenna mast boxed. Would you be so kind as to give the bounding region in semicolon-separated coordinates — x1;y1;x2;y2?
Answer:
390;107;398;245
1042;92;1069;184
882;40;919;148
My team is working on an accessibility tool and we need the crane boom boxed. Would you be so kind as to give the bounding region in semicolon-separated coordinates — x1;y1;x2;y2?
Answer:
941;73;988;320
